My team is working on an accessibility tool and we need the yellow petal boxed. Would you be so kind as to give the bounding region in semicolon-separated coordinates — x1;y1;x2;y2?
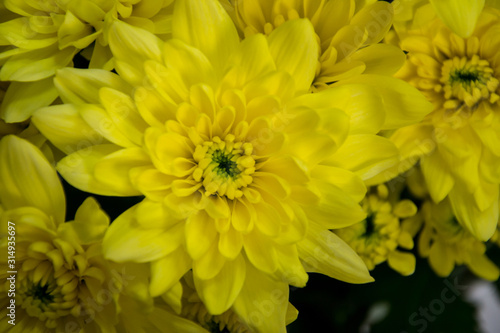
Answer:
0;45;75;81
339;74;433;129
349;43;406;76
150;247;192;297
193;240;226;280
428;241;454;277
311;165;366;203
194;254;246;315
185;211;218;260
449;184;498;241
226;33;275;88
0;78;58;122
274;244;308;288
161;281;183;315
232;260;289;333
298;223;374;284
366;123;435;185
350;1;393;45
58;10;96;49
103;204;184;263
243;229;278;274
268;19;318;92
468;253;500;281
326;134;399;181
306;181;366;229
0;135;65;224
94;147;152;196
54;67;133;104
148;306;210;333
421;151;454;203
32;104;108;155
57;144;126;196
99;87;149;146
80;104;137;148
290;84;385;134
60;197;109;244
109;20;163;85
429;0;484;38
0;17;57;48
173;0;239;76
387;251;416;276
218;226;243;259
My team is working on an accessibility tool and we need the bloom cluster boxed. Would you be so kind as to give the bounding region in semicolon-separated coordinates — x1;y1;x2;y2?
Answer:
0;0;499;332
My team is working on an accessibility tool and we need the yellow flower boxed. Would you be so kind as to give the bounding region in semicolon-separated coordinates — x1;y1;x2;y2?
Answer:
418;199;500;281
32;0;430;330
379;4;500;241
0;0;174;122
229;0;410;93
334;184;417;276
0;135;205;332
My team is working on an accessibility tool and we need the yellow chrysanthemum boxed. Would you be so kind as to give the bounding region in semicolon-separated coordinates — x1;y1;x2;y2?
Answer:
418;199;500;281
334;184;417;276
0;135;207;333
0;0;174;122
228;0;407;92
31;0;431;331
379;4;500;241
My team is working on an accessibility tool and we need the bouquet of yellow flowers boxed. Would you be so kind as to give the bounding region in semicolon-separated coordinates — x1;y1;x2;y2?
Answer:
1;0;499;332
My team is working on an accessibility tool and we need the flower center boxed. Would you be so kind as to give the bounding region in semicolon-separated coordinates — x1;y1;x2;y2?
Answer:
25;282;56;305
440;55;499;109
192;135;255;200
18;273;75;329
363;214;376;238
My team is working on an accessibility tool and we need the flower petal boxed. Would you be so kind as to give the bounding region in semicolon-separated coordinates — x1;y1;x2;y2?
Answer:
449;183;498;241
298;223;373;283
0;135;65;224
349;43;406;76
32;104;108;155
468;253;500;281
60;197;109;244
233;261;289;333
387;251;416;276
268;19;318;92
185;211;218;260
57;144;126;196
0;45;75;81
305;181;366;229
150;247;192;297
0;78;58;122
194;254;246;315
103;203;184;263
109;20;163;85
54;67;133;104
94;147;152;196
429;0;484;38
173;0;239;76
339;74;433;129
420;151;455;203
326;134;399;181
428;241;455;277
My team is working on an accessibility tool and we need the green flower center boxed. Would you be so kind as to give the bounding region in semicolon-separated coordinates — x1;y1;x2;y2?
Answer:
441;55;499;109
25;282;56;305
449;69;481;85
211;149;240;179
192;135;256;199
363;214;376;237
